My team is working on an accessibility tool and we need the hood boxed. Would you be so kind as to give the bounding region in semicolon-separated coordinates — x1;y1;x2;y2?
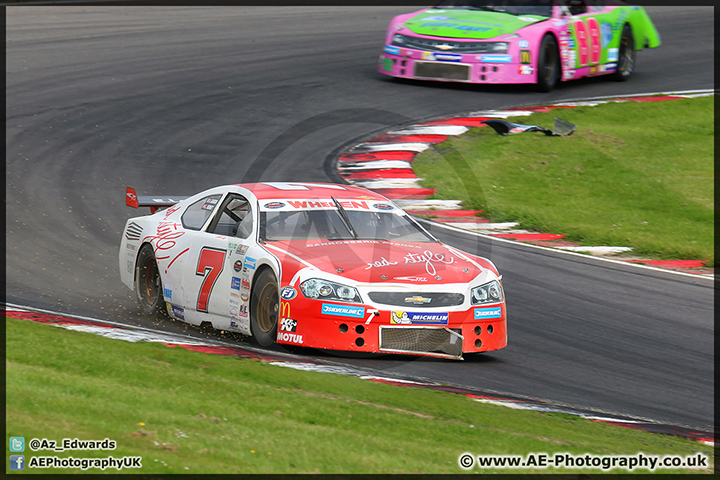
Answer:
403;9;546;39
269;240;487;285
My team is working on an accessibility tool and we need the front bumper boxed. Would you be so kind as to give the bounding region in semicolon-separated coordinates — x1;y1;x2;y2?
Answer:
276;299;507;360
378;47;534;85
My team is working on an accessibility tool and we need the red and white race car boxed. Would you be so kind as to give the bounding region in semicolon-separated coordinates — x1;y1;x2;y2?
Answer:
119;182;506;359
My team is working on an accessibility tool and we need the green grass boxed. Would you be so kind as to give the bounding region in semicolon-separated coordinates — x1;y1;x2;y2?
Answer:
5;316;713;474
413;96;714;265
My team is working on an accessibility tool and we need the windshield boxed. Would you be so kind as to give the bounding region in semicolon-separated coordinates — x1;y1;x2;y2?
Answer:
433;0;553;17
260;209;436;243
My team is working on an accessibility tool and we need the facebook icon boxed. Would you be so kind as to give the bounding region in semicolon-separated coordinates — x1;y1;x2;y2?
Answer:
10;455;25;470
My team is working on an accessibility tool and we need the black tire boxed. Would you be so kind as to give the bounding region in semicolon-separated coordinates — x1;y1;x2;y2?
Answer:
250;268;279;347
135;243;165;316
536;34;560;92
612;24;635;82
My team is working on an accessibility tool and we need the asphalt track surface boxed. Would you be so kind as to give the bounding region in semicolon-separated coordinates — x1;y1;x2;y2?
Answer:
6;6;714;431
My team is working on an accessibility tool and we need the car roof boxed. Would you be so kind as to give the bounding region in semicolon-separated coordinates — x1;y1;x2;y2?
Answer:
236;182;390;202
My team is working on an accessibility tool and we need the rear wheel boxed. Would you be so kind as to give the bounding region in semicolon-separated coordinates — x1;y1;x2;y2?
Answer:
536;34;559;92
250;269;279;347
135;244;165;315
612;24;635;81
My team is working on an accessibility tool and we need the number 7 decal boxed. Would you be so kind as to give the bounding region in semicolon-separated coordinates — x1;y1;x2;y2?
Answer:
196;247;226;313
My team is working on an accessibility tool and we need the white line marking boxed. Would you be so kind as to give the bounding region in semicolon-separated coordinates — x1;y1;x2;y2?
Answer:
465;110;535;118
338;160;413;171
393;199;463;210
352;142;430;153
555;246;634;255
350;178;425;189
387;125;468;136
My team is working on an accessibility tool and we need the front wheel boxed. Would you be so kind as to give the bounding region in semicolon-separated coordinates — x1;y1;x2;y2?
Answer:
250;269;279;347
135;244;165;316
612;24;635;81
536;34;559;92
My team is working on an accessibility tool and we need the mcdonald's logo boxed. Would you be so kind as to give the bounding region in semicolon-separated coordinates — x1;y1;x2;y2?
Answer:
281;301;291;319
520;50;531;64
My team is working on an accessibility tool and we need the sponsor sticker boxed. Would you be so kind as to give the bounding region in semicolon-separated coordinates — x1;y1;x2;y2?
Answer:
391;311;449;325
280;286;298;300
373;203;394;210
434;53;462;62
233;260;243;272
520;50;531;64
273;199;371;210
474;307;502;320
281;301;291;319
277;332;304;344
201;197;218;211
236;244;249;255
518;39;529;48
384;45;401;55
280;318;297;332
601;62;617;72
606;48;619;62
393;276;427;282
480;54;512;63
264;201;285;209
321;303;365;318
243;257;257;270
519;65;533;75
171;305;185;320
231;277;242;290
163;286;172;301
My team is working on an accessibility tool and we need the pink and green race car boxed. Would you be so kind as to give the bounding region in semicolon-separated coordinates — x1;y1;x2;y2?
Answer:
378;0;660;91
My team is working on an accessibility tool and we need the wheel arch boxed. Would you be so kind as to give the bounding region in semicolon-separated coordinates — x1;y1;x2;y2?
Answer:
134;241;157;289
534;31;562;90
249;261;281;346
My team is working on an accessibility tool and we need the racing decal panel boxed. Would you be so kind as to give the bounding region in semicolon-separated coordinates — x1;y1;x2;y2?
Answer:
226;239;254;334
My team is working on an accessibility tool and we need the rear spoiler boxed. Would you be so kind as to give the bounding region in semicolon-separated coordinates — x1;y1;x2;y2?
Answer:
126;187;188;213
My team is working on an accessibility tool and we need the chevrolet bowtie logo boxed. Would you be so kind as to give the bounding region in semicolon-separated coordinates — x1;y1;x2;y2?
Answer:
405;296;431;304
436;44;454;50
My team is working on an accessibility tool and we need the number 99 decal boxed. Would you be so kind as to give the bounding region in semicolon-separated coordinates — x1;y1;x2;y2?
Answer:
575;17;601;67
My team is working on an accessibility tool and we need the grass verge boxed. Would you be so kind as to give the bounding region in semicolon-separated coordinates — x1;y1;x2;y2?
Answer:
5;316;713;474
412;96;714;265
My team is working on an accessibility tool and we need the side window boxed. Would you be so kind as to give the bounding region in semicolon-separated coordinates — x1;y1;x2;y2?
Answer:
566;0;587;15
181;194;222;231
206;194;254;239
